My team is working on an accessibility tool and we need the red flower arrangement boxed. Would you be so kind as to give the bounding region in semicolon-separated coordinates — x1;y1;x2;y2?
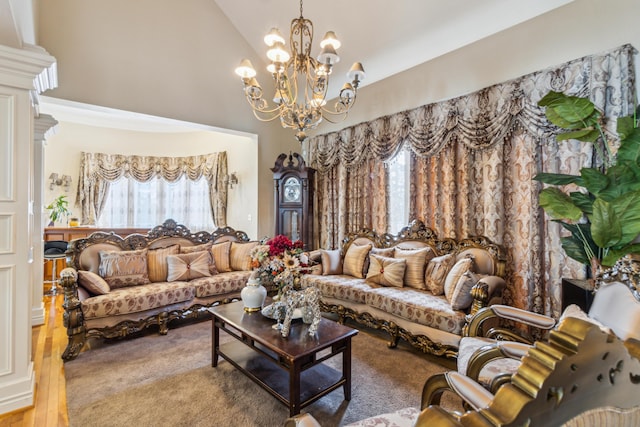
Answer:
250;235;310;293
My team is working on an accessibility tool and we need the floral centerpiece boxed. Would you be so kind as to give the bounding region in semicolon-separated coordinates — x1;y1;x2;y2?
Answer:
250;235;311;295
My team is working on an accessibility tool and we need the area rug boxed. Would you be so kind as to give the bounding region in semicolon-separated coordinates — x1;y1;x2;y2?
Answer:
64;317;461;427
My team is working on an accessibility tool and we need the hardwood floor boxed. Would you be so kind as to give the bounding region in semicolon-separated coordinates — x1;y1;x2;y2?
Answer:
0;291;69;426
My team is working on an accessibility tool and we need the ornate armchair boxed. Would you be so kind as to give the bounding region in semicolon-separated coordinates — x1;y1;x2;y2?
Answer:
417;316;640;426
422;281;640;422
449;278;640;394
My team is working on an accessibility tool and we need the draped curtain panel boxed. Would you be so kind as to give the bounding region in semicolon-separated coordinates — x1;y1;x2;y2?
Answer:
76;151;228;227
307;44;636;317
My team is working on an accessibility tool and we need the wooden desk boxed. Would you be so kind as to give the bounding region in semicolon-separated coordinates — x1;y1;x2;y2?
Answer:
44;227;150;242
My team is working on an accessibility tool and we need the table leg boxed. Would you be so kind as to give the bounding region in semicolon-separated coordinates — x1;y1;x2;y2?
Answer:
289;360;302;416
343;337;352;400
212;317;219;367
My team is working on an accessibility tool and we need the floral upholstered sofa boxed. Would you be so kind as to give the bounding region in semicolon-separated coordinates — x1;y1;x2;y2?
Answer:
60;219;258;361
303;220;506;359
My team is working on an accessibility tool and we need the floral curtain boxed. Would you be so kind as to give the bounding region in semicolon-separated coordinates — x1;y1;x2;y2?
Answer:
307;44;637;317
76;151;228;227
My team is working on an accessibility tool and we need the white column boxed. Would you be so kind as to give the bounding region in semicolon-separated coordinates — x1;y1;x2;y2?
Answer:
32;115;58;325
0;41;56;414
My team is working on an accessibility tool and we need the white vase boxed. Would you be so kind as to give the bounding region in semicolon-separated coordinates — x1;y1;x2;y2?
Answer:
241;278;267;312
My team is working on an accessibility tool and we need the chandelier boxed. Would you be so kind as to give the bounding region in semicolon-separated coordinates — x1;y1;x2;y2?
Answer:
234;0;365;143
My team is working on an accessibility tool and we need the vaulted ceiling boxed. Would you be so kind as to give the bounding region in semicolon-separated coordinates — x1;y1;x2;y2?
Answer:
215;0;572;94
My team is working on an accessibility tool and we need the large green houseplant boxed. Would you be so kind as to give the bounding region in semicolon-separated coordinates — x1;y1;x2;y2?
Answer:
534;91;640;278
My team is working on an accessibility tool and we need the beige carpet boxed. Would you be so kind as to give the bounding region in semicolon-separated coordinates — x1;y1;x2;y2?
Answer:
64;316;460;427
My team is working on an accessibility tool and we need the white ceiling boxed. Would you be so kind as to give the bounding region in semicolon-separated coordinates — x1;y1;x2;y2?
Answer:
215;0;573;89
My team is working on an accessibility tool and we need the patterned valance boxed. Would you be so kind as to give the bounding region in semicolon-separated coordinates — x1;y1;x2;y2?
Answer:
308;44;636;171
76;151;228;226
78;151;226;182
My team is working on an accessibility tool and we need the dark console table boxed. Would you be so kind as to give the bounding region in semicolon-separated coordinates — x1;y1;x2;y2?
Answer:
561;278;595;312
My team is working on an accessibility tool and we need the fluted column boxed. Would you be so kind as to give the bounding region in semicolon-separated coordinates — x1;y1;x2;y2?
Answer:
32;115;58;325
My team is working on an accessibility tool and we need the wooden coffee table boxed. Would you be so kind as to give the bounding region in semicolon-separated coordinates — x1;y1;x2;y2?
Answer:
209;302;358;416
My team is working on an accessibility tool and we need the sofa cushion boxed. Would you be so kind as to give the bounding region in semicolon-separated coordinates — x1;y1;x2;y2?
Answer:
190;270;253;298
444;257;475;304
180;242;216;274
80;281;195;319
303;274;376;304
365;247;395;276
230;241;258;271
78;270;110;295
394;247;434;290
167;252;212;281
366;254;406;287
448;270;481;310
321;249;343;275
425;253;455;295
211;241;232;272
98;248;150;289
148;244;180;282
343;243;372;278
366;287;468;334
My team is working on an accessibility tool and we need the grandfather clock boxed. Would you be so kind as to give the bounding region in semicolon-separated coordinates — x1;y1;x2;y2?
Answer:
272;152;314;250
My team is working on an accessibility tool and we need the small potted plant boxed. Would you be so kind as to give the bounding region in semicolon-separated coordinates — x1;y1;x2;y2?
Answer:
45;194;72;226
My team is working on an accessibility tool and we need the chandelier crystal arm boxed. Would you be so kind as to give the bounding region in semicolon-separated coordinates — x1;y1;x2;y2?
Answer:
233;0;365;143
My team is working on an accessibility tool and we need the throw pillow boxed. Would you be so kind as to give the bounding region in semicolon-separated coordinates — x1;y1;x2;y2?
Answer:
424;253;455;295
166;252;212;281
147;244;180;282
366;247;395;275
180;242;216;274
448;270;481;310
230;241;258;271
394;247;434;290
98;248;150;289
77;270;110;295
342;243;372;278
321;249;343;275
366;254;406;287
444;257;476;303
211;241;232;272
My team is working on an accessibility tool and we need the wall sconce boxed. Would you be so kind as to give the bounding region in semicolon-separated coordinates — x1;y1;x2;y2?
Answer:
49;173;72;192
228;172;239;189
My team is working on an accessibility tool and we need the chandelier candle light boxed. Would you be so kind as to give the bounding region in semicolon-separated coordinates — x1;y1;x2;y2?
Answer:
234;0;365;143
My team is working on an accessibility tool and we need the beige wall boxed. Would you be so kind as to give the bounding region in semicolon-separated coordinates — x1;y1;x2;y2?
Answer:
44;121;259;237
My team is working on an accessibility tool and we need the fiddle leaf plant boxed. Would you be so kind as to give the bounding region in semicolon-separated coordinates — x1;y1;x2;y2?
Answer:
45;194;72;225
534;91;640;275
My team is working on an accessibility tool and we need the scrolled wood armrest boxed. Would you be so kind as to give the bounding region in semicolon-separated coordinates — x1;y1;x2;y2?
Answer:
465;304;556;338
467;275;506;318
466;341;532;384
475;275;505;298
60;267;78;283
421;372;494;412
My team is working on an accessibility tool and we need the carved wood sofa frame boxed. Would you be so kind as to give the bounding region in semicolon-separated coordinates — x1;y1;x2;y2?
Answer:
317;220;507;359
60;219;250;361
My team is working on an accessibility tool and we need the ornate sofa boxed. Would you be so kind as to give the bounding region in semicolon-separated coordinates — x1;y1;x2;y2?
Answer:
303;220;507;359
60;219;257;361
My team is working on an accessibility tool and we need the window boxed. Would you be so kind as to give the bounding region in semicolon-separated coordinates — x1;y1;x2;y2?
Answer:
387;148;410;233
97;175;215;230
